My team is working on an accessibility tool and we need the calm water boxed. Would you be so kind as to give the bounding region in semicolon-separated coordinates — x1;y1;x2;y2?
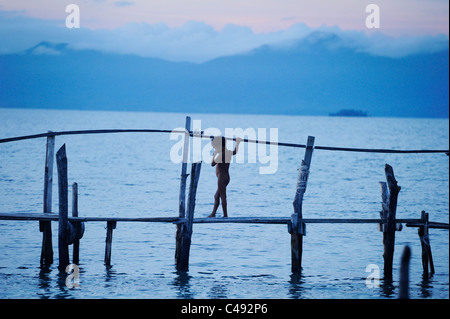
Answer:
0;108;448;299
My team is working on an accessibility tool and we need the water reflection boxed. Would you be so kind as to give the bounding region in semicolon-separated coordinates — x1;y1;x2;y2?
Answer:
55;271;72;299
209;281;228;299
105;266;116;286
172;270;194;298
419;275;433;298
380;278;395;298
379;274;435;298
288;272;305;299
37;267;52;299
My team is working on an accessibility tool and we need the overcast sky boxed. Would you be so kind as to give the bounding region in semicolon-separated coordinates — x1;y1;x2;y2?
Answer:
0;0;448;62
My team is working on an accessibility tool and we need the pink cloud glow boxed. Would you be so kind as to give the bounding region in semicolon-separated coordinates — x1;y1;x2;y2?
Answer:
0;0;448;36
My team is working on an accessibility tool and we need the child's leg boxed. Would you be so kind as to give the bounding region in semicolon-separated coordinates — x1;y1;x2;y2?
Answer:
220;190;227;217
208;189;220;217
218;180;228;218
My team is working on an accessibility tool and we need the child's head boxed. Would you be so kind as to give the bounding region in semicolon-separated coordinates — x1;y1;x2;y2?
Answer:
211;136;226;150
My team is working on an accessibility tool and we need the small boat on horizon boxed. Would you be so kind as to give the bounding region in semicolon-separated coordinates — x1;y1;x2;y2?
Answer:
329;109;368;117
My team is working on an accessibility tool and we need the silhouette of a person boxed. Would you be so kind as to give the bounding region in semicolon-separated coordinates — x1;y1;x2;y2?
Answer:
208;136;242;218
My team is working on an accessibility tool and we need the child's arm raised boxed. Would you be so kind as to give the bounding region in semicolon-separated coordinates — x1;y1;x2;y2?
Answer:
211;150;218;166
233;137;243;155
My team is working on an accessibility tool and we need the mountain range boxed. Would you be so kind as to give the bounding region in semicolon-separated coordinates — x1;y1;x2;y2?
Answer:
0;32;448;118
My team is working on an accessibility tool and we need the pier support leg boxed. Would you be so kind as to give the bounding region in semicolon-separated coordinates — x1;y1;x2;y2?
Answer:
56;144;70;272
175;116;191;267
40;133;55;267
418;211;434;278
382;164;401;280
176;162;201;271
72;182;80;265
289;136;314;273
104;221;117;267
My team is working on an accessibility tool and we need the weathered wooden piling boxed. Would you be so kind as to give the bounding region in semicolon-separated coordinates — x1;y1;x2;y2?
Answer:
288;136;314;273
176;162;202;271
56;144;70;272
175;116;191;266
104;221;117;267
399;245;411;299
72;182;80;264
40;132;55;267
418;211;434;278
381;164;401;280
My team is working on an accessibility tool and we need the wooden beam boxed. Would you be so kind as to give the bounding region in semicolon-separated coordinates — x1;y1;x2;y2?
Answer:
289;136;314;273
104;221;117;267
418;211;435;278
0;212;428;226
406;221;449;229
176;162;201;271
0;213;182;222
383;164;401;280
40;133;55;267
175;116;191;267
72;183;80;264
56;144;70;272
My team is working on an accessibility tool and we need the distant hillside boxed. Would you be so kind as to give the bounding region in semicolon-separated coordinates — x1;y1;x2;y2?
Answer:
0;33;448;118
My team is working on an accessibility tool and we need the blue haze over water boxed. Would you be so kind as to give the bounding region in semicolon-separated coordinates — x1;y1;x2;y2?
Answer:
0;108;448;299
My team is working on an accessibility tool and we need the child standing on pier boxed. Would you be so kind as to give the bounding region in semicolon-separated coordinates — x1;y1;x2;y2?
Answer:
208;136;242;218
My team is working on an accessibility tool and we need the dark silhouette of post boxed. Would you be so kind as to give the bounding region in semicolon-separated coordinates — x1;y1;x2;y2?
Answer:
40;133;55;267
56;144;70;272
289;136;314;273
176;162;201;271
175;116;191;266
399;245;411;299
72;182;80;264
104;221;116;267
383;164;401;280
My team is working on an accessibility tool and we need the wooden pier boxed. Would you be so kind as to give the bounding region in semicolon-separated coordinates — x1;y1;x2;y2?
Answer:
0;116;448;282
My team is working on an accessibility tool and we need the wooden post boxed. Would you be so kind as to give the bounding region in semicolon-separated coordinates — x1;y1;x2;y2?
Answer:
288;136;314;273
399;245;411;299
418;211;434;278
175;116;191;264
379;182;389;220
40;133;55;267
72;182;80;265
104;221;117;267
176;162;202;271
382;164;401;280
56;144;70;272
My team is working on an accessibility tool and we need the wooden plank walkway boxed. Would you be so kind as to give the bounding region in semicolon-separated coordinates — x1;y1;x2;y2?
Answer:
0;212;180;223
3;212;447;228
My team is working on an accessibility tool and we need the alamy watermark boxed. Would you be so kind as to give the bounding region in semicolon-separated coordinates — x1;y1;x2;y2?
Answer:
365;263;380;288
365;4;380;29
65;264;80;288
66;4;80;29
169;120;279;175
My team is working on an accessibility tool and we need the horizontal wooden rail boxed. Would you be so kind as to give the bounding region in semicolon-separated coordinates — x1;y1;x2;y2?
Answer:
406;221;449;229
186;217;425;225
2;213;445;228
0;213;179;223
0;129;448;154
0;129;178;144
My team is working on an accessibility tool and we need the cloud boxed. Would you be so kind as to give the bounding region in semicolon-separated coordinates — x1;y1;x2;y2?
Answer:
0;9;448;63
114;1;134;6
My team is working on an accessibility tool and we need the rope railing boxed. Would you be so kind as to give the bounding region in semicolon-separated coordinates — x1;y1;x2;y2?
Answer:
0;129;448;154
